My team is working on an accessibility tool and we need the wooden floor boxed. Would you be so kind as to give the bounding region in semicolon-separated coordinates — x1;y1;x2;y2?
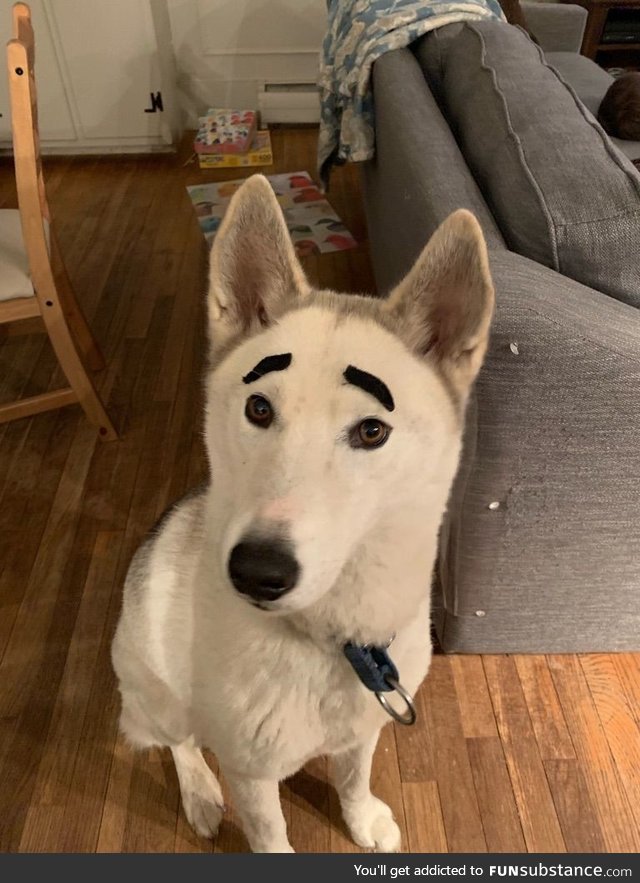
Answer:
0;128;639;854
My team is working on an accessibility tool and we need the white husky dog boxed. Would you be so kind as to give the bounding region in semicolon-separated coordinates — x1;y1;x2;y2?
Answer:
111;174;494;853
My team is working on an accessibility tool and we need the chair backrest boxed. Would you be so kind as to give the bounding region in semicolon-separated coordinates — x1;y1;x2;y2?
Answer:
6;2;52;289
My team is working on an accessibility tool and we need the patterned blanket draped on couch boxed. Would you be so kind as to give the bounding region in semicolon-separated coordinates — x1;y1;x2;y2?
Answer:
318;0;505;187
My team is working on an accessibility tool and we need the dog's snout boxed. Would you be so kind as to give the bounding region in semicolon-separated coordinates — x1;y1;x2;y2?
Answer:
228;539;299;603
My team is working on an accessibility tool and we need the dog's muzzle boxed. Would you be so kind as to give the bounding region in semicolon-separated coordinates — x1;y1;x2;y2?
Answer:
228;538;300;604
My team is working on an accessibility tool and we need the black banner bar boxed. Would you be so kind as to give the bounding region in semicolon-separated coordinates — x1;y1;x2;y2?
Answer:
0;854;639;883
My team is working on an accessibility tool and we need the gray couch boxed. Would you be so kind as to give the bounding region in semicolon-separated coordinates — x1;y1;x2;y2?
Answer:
362;4;640;653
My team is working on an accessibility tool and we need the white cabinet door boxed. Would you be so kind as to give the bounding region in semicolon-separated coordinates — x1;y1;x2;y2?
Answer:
0;0;175;150
0;0;77;141
47;0;170;142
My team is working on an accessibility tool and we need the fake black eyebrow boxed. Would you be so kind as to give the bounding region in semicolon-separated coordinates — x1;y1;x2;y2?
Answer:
242;353;292;384
343;365;395;412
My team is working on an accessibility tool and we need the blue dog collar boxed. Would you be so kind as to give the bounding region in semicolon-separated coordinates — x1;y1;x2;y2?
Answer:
343;642;398;692
343;641;417;726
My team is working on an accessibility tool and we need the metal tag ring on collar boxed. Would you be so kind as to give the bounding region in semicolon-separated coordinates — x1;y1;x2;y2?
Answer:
375;677;417;726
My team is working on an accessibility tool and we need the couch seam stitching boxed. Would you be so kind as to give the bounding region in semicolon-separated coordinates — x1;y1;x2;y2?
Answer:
517;302;640;362
467;22;561;271
539;53;640;200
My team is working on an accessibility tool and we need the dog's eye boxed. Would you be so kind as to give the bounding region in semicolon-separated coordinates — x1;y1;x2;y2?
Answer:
245;395;273;429
350;418;391;450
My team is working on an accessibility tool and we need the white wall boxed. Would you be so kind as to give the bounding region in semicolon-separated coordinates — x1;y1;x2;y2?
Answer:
167;0;326;125
0;0;324;150
0;0;178;151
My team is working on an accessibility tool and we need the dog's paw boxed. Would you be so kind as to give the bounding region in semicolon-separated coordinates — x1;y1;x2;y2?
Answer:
345;796;402;852
183;789;224;839
180;769;225;839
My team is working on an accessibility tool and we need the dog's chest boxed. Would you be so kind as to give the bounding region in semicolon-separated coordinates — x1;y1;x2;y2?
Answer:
191;621;430;780
191;654;358;771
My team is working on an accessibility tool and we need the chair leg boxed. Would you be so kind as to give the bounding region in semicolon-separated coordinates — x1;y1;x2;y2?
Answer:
50;234;106;372
40;299;118;441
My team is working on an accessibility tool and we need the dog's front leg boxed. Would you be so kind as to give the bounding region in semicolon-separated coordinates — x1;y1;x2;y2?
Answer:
225;773;293;853
331;733;401;852
171;737;225;838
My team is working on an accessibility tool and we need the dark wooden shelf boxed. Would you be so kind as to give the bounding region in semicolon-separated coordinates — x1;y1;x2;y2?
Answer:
562;0;640;59
598;40;640;48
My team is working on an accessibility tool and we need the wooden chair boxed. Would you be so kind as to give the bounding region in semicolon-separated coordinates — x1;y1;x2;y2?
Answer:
1;2;117;440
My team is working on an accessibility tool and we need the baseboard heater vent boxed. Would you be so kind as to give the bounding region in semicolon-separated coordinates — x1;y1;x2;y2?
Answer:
258;82;320;124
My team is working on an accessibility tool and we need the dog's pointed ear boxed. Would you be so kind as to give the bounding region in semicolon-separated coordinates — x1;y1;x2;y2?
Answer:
383;209;494;400
207;174;310;347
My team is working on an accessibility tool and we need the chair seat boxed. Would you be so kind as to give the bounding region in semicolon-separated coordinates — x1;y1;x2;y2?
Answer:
0;208;49;302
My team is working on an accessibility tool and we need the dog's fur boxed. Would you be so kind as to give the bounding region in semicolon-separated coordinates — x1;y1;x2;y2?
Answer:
111;175;494;853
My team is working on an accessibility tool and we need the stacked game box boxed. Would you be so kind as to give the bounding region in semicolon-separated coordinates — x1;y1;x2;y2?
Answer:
194;108;273;169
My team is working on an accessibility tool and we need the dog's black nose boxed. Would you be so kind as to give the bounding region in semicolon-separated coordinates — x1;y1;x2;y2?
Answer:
228;540;299;602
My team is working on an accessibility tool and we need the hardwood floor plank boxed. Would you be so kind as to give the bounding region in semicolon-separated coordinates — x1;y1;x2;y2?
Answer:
515;656;575;762
0;331;47;406
89;340;149;528
548;655;640;852
0;402;64;533
56;165;139;328
122;174;186;341
19;531;125;852
0;332;53;449
121;748;181;853
90;159;169;363
544;758;607;853
614;654;640;728
41;157;76;205
466;736;526;852
153;281;206;514
96;737;135;853
65;325;189;852
284;755;331;853
50;160;118;279
422;656;487;852
0;412;89;685
60;615;127;852
394;682;437;784
0;531;34;658
78;335;152;534
152;232;205;406
450;655;497;739
402;782;448;853
483;655;565;852
580;655;640;836
0;418;97;850
0;411;76;665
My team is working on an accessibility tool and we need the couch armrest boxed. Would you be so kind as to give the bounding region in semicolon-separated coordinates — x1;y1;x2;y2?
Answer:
362;47;505;294
436;249;640;653
522;2;587;52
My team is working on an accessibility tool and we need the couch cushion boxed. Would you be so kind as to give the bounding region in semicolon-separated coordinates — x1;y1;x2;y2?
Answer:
363;47;505;295
547;51;613;118
435;20;640;307
0;209;38;301
547;51;640;162
435;248;640;653
412;24;464;109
